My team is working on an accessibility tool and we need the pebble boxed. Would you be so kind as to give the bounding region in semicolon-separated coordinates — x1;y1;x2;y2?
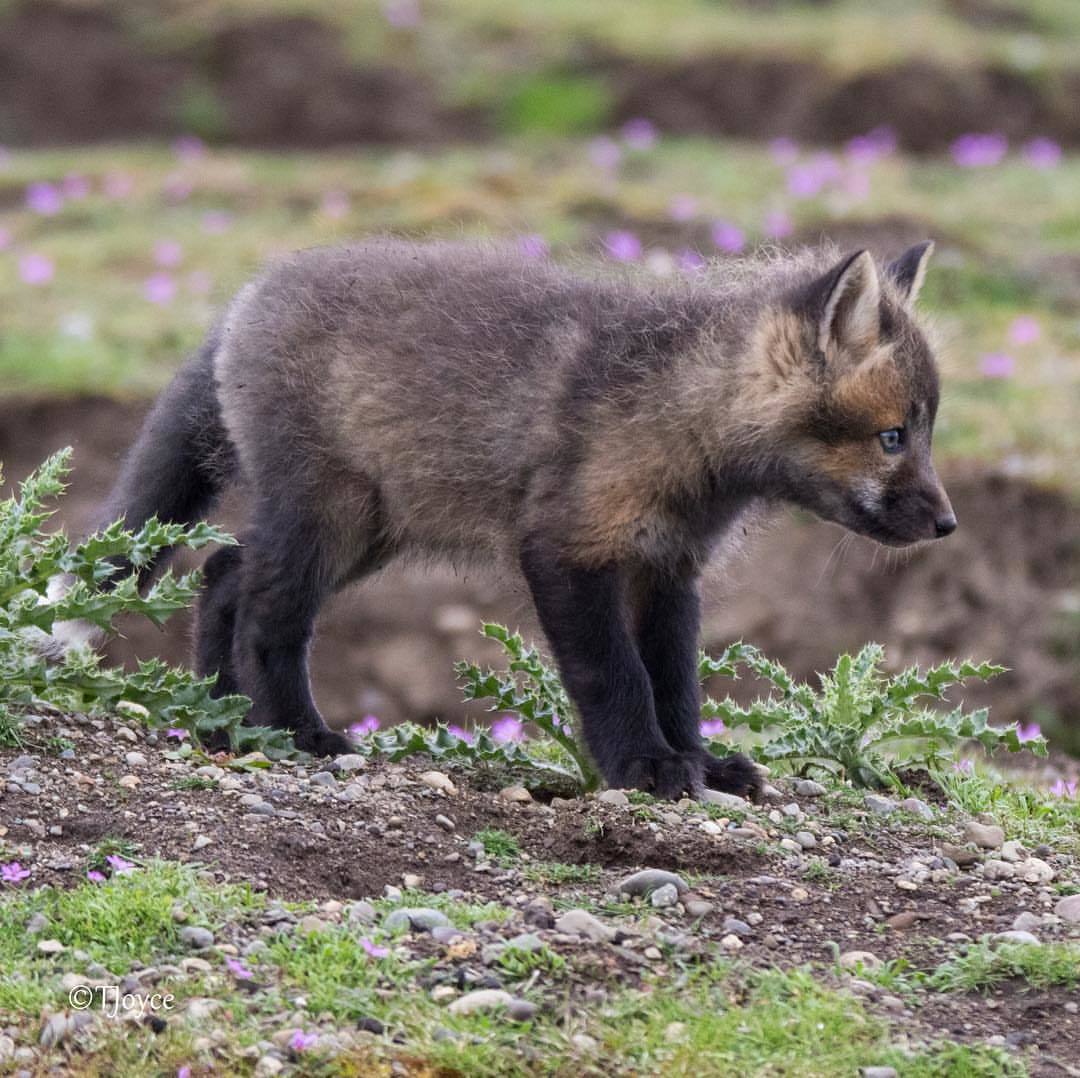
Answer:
963;821;1004;850
1016;858;1054;884
864;795;896;816
650;883;680;909
886;912;920;930
618;869;688;898
1012;911;1042;932
895;879;919;892
722;917;752;937
684;899;714;919
700;790;749;811
793;780;827;797
994;930;1040;946
861;1069;898;1078
1054;894;1080;923
333;754;366;772
794;831;817;849
347;901;377;924
179;926;214;950
900;797;933;820
310;771;337;787
555;908;616;942
720;934;744;950
123;751;147;767
192;834;213;850
447;989;513;1016
779;838;802;854
255;1057;283;1077
839;950;882;971
36;939;65;955
982;860;1014;881
384;908;452;933
1000;840;1027;862
435;814;456;832
499;785;533;803
420;771;457;795
941;843;981;867
598;789;629;807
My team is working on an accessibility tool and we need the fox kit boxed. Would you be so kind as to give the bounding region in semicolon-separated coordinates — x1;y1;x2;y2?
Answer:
79;238;953;799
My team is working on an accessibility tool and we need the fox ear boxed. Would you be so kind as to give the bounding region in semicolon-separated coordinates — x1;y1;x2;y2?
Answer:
887;240;934;307
805;250;881;358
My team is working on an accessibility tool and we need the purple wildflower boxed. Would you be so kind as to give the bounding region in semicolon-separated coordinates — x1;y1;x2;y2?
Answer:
19;253;54;286
622;118;658;151
491;715;524;744
517;234;549;260
360;937;390;958
677;248;705;273
1050;778;1077;799
447;724;475;744
700;719;726;738
106;855;136;875
1008;315;1040;346
846;125;897;165
950;133;1007;168
952;758;974;775
1;862;30;884
603;230;642;262
1022;137;1061;170
86;870;106;884
226;957;253;979
979;352;1015;379
166;728;190;741
144;273;177;305
1016;722;1041;743
178;1068;192;1078
290;1029;319;1052
383;0;422;28
588;136;622;171
173;135;207;161
26;181;63;215
348;715;380;739
711;221;745;254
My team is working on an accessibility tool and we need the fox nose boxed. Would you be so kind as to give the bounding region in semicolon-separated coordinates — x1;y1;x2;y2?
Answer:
934;512;957;538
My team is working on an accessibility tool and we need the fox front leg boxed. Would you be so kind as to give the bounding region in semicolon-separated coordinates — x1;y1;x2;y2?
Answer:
519;535;702;799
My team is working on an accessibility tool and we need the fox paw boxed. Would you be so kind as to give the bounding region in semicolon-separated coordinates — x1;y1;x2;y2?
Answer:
293;727;355;758
701;751;762;800
606;751;704;800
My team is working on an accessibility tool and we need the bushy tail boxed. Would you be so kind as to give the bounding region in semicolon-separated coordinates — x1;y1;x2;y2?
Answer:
48;329;236;653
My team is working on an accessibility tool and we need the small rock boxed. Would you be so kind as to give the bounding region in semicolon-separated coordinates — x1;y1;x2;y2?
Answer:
839;950;882;971
941;843;981;867
895;879;919;892
684;899;714;919
447;989;513;1016
793;779;827;797
420;771;457;795
36;939;65;955
650;883;680;909
994;930;1040;946
1011;911;1042;932
864;795;896;816
963;821;1004;850
1000;840;1027;862
618;869;688;898
385;908;451;933
700;790;749;811
779;838;802;854
722;917;752;937
794;831;817;849
179;926;214;950
298;915;327;935
900;797;933;820
720;934;744;950
1053;894;1080;923
255;1057;284;1077
555;908;616;942
506;999;539;1022
1016;858;1054;884
347;901;377;925
435;814;456;832
333;754;366;772
598;789;629;807
499;785;532;803
861;1069;898;1078
310;771;337;787
886;911;920;930
117;775;140;789
402;873;423;890
123;751;147;767
982;859;1015;881
192;834;213;851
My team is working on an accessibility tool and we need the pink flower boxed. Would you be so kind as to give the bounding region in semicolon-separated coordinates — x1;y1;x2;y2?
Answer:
1;862;31;884
950;133;1007;168
177;1068;191;1078
700;719;726;738
103;172;134;199
226;957;253;979
173;135;207;161
711;221;745;254
517;234;549;260
26;181;63;215
447;724;475;744
1008;316;1040;346
166;728;189;741
677;248;705;273
144;273;177;305
86;870;106;883
106;855;136;875
383;0;422;27
588;137;622;171
348;715;380;738
668;194;698;222
845;126;897;165
769;137;799;166
491;715;524;744
603;230;641;262
154;240;183;268
62;174;91;200
1022;137;1061;170
952;758;974;774
1050;778;1077;799
290;1029;319;1052
979;352;1015;379
763;209;794;239
1016;722;1042;743
19;253;54;286
201;210;232;234
360;937;390;958
622;118;658;151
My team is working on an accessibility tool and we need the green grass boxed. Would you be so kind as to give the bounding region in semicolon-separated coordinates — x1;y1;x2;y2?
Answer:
521;860;602;885
473;827;522;862
928;940;1080;993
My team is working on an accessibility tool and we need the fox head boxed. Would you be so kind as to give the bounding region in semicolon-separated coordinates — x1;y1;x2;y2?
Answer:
751;242;955;546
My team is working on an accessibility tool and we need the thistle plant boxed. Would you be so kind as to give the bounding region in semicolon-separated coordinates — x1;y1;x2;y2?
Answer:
0;449;289;756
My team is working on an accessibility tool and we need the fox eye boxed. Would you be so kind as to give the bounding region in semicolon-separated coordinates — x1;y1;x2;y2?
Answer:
878;428;905;454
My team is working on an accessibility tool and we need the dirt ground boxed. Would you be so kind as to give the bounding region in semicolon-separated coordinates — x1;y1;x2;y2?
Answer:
1;396;1077;740
3;3;1080;150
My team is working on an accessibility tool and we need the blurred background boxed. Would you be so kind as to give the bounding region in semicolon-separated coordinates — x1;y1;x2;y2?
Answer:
0;0;1076;754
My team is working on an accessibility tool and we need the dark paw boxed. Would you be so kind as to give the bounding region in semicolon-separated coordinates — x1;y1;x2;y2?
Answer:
293;727;355;758
607;751;704;800
702;751;762;800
